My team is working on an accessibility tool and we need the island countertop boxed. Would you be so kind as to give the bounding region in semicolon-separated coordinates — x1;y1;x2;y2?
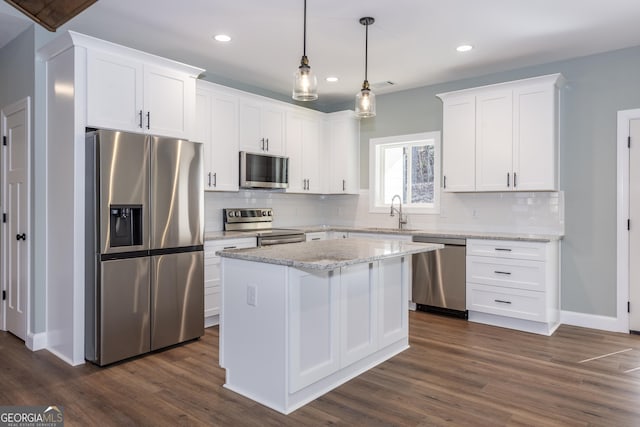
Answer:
217;238;443;270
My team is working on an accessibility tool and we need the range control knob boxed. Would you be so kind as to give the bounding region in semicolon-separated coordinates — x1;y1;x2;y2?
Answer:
262;210;268;216
268;211;272;216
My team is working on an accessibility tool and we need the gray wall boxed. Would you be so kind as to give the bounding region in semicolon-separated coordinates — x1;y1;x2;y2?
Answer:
332;46;640;317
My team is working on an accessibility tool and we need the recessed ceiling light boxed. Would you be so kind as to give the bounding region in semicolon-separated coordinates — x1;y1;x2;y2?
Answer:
214;34;231;42
326;76;339;83
456;44;473;52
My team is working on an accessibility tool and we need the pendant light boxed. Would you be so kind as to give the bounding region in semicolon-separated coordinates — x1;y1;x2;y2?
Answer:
292;0;318;101
355;17;376;118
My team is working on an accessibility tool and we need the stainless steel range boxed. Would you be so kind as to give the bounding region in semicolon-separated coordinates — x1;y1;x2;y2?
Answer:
223;208;306;246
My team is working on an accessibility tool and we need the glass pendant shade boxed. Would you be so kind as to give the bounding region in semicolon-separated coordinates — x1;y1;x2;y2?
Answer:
292;0;317;101
355;83;376;117
293;56;318;101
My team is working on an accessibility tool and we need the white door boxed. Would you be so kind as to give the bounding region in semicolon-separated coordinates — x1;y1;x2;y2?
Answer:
629;118;640;332
2;97;30;341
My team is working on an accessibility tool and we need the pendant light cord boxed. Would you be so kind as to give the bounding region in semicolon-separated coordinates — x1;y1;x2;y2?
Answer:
303;0;307;57
364;20;368;81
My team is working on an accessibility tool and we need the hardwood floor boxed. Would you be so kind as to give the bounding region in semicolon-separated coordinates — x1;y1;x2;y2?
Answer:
1;312;640;426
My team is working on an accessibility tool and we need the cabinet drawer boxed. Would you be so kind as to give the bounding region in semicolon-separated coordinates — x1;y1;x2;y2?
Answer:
467;239;546;261
466;256;545;291
467;283;546;322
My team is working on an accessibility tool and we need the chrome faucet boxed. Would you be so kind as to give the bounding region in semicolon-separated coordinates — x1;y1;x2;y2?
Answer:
390;194;408;230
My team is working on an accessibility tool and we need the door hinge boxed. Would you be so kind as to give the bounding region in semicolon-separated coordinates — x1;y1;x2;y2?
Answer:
629;136;632;149
2;213;5;223
628;219;631;231
2;136;6;146
2;290;5;301
628;301;631;313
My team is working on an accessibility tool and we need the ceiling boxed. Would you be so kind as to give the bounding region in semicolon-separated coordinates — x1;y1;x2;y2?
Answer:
2;0;640;109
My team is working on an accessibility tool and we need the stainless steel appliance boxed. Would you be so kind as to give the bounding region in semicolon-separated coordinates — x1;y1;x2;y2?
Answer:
223;208;305;246
239;151;289;189
85;129;204;366
412;236;467;319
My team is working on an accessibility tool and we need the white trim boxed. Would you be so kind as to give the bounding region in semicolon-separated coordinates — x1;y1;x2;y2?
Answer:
26;331;47;351
616;109;640;333
368;131;441;215
561;310;627;333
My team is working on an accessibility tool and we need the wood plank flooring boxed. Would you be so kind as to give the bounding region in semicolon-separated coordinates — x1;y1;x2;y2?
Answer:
1;312;640;426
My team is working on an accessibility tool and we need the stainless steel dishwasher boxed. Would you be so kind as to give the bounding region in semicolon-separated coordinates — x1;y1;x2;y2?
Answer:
412;236;467;319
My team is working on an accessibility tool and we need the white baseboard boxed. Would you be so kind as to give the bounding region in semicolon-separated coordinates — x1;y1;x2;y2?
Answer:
561;310;628;333
26;331;47;351
205;315;220;328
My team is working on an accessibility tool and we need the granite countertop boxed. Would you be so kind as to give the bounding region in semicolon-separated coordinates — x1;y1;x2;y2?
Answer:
216;238;442;271
205;226;562;243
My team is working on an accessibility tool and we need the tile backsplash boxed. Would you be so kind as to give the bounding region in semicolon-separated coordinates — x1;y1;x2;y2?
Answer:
205;190;564;235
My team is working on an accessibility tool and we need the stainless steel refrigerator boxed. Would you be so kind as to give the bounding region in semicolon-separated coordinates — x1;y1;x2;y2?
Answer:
85;129;204;366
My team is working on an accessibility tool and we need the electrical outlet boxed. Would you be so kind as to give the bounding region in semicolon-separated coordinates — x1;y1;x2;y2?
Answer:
247;284;257;307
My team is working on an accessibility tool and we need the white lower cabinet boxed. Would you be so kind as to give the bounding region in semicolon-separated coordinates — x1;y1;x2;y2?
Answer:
305;231;328;241
204;238;256;326
288;258;408;393
347;232;413;242
222;256;409;414
466;239;559;335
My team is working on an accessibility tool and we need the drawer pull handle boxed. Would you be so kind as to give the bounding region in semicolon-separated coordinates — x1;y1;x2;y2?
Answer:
223;246;237;249
311;238;321;241
494;271;512;275
495;248;512;252
495;299;512;304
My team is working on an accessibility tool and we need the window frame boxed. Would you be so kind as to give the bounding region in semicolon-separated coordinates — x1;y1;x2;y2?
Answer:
369;131;441;215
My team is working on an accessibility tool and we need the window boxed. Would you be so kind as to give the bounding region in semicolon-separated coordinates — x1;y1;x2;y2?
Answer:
369;132;441;214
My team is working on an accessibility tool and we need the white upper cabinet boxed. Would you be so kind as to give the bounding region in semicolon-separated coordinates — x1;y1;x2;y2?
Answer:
195;81;240;192
513;84;557;191
87;48;199;139
238;96;285;155
326;111;360;194
286;111;324;193
438;74;563;192
441;94;476;192
475;89;513;191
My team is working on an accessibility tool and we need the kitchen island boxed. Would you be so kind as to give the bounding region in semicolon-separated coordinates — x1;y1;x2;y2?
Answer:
218;238;442;414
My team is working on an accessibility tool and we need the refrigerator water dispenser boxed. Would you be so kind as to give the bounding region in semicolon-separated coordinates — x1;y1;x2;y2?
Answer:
110;205;142;247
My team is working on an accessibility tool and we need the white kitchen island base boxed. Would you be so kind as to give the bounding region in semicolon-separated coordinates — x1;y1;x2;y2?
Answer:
219;239;436;415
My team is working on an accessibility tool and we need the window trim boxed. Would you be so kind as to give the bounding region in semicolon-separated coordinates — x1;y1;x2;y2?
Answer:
369;131;441;215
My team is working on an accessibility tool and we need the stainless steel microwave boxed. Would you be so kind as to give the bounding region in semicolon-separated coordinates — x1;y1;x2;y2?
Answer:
239;151;289;189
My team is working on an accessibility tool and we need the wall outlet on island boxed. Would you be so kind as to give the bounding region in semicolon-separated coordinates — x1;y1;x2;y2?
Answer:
247;284;257;307
472;208;478;218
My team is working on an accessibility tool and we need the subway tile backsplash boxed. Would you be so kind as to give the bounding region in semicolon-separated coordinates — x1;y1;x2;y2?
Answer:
205;190;564;235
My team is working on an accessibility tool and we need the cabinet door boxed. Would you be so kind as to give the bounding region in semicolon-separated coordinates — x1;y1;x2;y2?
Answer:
289;269;340;392
261;105;285;155
285;113;305;192
378;257;408;347
195;88;213;190
476;90;513;191
238;99;263;152
143;65;192;139
210;90;240;191
327;113;360;194
441;95;476;192
513;84;557;191
340;263;378;367
303;117;323;193
87;50;143;132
